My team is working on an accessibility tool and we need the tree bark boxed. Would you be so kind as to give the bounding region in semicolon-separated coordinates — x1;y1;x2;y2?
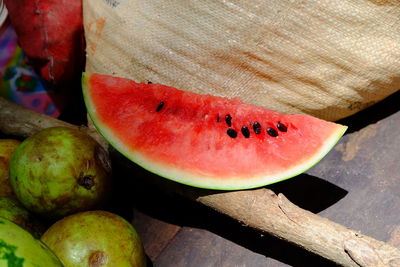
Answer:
1;96;399;266
0;97;107;148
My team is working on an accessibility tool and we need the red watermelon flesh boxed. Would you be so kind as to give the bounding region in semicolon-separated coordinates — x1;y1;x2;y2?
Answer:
83;73;347;190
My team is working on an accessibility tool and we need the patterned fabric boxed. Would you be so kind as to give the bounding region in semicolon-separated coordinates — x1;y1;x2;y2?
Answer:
0;21;62;117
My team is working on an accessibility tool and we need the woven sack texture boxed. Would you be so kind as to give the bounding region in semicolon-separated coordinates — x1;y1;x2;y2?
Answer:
83;0;400;121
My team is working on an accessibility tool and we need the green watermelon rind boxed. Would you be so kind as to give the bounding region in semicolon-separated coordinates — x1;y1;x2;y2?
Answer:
82;73;347;190
0;218;63;267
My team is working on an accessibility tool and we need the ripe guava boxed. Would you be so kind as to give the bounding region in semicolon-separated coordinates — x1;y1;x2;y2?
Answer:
0;139;21;199
0;217;63;266
9;127;112;219
0;197;46;238
41;210;147;267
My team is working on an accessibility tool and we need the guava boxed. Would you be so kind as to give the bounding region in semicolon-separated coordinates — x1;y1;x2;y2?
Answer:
41;210;147;267
0;139;21;199
0;197;46;238
0;217;63;266
9;127;112;219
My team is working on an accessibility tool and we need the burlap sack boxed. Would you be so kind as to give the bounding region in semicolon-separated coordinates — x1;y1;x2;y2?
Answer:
83;0;400;121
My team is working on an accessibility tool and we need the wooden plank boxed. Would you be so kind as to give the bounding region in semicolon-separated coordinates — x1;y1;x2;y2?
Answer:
131;210;181;262
155;227;274;267
307;111;400;242
152;204;338;267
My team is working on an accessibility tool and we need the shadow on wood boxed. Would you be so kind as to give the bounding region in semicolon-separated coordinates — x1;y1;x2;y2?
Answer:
268;173;348;214
337;90;400;134
107;152;348;266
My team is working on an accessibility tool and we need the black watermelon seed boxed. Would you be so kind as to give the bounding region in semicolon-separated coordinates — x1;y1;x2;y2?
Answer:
277;121;287;132
156;101;165;112
241;126;250;138
266;127;279;137
253;122;261;134
225;114;232;127
227;128;237;138
216;115;220;122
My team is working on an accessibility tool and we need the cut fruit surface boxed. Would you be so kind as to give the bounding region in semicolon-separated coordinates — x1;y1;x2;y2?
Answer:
83;73;347;190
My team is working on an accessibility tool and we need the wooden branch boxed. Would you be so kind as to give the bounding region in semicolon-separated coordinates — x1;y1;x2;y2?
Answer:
1;96;399;267
0;97;108;148
181;188;400;267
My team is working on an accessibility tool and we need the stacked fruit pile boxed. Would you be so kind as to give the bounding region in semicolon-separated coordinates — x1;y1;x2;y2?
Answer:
0;127;147;266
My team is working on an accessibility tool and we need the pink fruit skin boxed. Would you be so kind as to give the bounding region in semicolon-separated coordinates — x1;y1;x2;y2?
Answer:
4;0;85;86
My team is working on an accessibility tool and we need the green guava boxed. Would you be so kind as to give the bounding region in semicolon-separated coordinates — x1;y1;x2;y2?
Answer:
0;139;21;199
9;127;112;219
41;210;147;267
0;217;63;266
0;197;46;238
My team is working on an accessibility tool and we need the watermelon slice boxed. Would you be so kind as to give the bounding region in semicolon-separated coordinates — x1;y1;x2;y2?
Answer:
83;73;347;190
